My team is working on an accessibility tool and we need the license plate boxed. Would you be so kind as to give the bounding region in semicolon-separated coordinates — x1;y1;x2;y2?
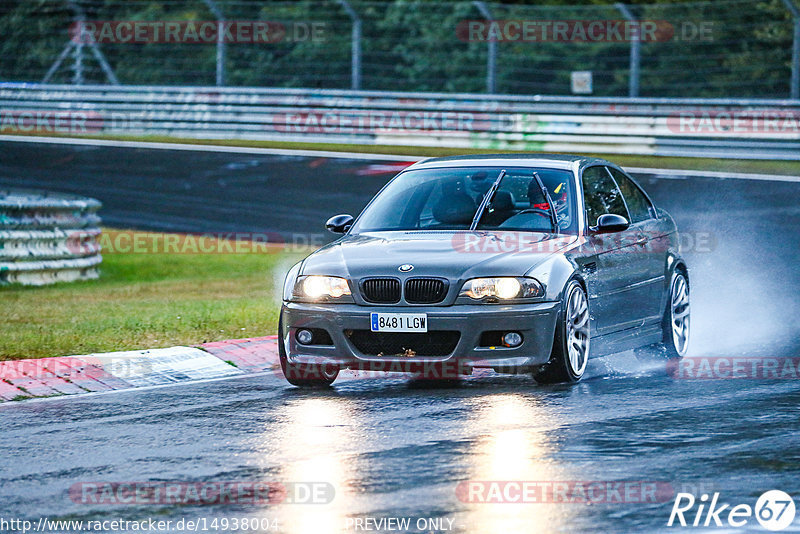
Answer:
370;313;428;333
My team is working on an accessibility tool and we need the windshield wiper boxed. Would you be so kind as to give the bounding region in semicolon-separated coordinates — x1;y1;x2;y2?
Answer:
532;171;559;233
470;169;506;231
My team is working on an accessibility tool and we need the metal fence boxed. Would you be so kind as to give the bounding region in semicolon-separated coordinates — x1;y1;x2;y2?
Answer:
0;190;102;285
0;0;798;100
2;84;799;159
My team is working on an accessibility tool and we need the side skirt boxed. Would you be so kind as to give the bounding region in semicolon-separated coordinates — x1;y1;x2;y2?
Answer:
590;323;662;358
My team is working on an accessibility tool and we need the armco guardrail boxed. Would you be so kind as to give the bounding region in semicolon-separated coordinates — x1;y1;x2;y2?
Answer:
1;84;799;159
0;190;102;286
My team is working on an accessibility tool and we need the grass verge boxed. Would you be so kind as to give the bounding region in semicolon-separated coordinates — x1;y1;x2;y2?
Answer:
1;230;305;360
4;132;800;177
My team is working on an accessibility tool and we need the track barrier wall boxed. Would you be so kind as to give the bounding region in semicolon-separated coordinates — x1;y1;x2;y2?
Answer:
1;84;799;160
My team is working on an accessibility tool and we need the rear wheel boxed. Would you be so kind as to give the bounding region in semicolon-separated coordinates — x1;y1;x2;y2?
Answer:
663;270;690;358
635;269;690;361
534;280;590;384
278;317;339;387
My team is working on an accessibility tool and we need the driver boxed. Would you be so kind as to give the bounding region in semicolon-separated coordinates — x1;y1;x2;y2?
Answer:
528;177;570;224
468;170;492;204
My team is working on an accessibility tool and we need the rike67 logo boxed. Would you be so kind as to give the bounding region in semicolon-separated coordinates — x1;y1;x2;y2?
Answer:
668;490;796;531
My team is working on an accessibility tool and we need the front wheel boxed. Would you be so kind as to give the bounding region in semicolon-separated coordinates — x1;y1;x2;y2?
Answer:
534;280;590;384
278;317;339;387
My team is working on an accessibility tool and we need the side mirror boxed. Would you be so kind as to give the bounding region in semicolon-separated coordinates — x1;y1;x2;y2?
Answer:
591;213;630;234
326;214;354;234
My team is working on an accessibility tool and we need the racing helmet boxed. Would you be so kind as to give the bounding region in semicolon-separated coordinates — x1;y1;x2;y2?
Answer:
527;176;569;220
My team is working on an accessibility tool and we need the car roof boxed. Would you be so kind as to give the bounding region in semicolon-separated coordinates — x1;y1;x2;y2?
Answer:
405;153;612;172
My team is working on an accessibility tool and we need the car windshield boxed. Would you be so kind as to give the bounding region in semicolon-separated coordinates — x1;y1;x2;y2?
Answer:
350;166;577;234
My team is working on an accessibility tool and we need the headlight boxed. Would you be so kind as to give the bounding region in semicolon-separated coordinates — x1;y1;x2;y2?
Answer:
459;277;543;301
292;275;352;301
282;262;302;302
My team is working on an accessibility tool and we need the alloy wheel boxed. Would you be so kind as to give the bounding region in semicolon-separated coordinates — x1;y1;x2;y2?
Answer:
566;284;590;376
670;273;690;356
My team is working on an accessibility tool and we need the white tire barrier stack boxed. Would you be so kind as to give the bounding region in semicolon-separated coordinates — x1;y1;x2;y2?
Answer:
0;190;102;285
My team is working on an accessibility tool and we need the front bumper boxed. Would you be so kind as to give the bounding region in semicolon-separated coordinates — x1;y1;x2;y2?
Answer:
280;301;560;372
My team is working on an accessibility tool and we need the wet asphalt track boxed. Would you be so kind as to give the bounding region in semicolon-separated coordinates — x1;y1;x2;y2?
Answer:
1;141;800;532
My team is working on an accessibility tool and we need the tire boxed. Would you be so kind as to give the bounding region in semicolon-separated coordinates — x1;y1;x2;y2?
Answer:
662;270;690;358
635;269;690;361
278;317;339;387
534;279;590;384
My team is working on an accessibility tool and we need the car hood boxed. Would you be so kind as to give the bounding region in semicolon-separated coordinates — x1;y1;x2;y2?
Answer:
300;231;577;280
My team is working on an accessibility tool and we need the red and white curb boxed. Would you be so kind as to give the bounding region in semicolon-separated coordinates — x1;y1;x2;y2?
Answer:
0;336;279;403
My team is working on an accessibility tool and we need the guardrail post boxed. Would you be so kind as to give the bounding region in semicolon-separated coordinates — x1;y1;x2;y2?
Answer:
337;0;362;90
616;3;640;98
782;0;800;100
68;0;85;85
43;44;73;84
202;0;226;86
473;1;497;94
72;34;84;85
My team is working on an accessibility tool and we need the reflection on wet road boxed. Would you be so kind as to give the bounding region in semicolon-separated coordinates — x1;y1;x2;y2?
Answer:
459;394;568;533
2;361;799;532
274;397;356;532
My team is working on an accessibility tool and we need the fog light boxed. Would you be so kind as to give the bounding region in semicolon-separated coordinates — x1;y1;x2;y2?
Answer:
296;329;313;345
503;332;523;347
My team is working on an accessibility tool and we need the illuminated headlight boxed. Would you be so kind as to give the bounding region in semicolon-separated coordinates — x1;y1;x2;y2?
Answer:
459;277;543;301
292;275;352;301
282;262;302;302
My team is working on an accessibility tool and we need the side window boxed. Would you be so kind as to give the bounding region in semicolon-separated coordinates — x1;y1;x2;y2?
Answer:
581;166;628;227
607;167;654;223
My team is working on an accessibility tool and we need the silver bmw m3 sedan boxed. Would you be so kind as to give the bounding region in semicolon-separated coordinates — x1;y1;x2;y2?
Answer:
279;154;690;386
